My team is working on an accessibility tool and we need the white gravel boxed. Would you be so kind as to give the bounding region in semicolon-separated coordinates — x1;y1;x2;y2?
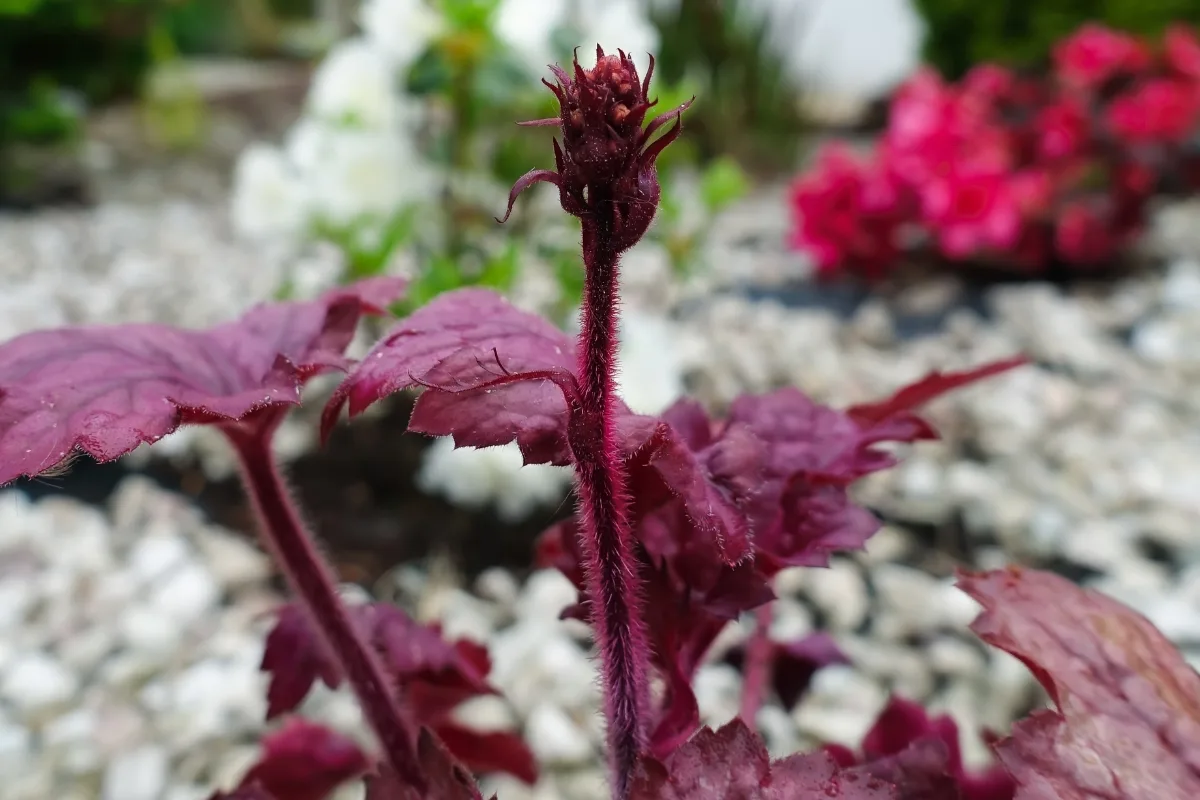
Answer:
3;178;1200;797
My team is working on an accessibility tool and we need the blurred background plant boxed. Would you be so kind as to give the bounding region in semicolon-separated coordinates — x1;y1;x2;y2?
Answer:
914;0;1200;78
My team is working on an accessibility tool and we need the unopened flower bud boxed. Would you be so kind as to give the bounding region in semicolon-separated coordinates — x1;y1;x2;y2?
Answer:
499;45;693;254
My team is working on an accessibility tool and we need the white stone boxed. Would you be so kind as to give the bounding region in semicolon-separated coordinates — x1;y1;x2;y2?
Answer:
43;707;100;773
150;562;221;627
768;598;814;642
0;492;37;550
488;623;598;713
194;529;271;588
425;588;496;643
102;745;170;800
757;704;799;758
0;717;32;773
926;637;985;677
794;704;880;748
41;506;114;575
1162;259;1200;310
164;786;211;800
452;695;517;733
804;560;868;632
57;625;117;674
693;663;743;726
525;703;594;765
0;579;36;632
474;567;521;609
515;569;578;623
118;603;184;658
127;533;191;585
1;652;78;713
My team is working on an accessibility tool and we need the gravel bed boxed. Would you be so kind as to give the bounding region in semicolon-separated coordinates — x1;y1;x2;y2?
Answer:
3;179;1200;797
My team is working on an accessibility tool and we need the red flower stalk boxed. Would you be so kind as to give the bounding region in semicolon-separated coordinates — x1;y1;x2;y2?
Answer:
499;46;690;799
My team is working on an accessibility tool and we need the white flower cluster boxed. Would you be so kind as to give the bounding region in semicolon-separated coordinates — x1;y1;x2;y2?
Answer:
230;0;662;262
230;0;441;244
417;307;685;522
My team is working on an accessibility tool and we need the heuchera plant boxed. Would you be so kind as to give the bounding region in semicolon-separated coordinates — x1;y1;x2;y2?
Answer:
789;22;1200;281
2;45;1199;800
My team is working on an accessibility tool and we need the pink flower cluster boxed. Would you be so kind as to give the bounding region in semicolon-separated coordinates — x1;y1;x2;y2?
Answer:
790;23;1200;281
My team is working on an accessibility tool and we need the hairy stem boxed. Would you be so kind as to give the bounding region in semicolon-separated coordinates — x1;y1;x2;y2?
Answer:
571;208;651;799
738;604;775;725
225;421;425;790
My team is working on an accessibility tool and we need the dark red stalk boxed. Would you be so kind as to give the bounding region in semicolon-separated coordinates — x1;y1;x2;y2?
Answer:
499;47;691;799
223;420;425;790
738;604;775;726
571;203;652;800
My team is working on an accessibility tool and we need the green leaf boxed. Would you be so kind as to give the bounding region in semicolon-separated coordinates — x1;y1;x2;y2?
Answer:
406;45;453;96
438;0;499;32
478;241;519;290
0;0;44;15
550;247;585;313
699;156;748;213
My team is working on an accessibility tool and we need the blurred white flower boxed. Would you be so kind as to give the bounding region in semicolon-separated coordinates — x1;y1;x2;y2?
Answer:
740;0;925;100
230;143;309;239
360;0;444;69
299;122;435;227
576;0;659;68
495;0;564;75
283;117;328;175
308;38;406;129
496;0;659;78
417;308;685;520
417;438;572;523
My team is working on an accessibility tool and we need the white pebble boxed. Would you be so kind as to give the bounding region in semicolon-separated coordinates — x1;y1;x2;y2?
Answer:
525;703;593;765
805;560;868;631
0;579;36;632
693;663;742;726
0;716;32;773
194;529;271;588
150;563;220;627
127;533;191;585
101;745;169;800
1;652;78;713
118;604;183;658
515;569;578;622
43;708;99;773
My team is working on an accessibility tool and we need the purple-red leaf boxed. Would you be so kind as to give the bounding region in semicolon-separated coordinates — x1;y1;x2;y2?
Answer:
626;411;757;567
261;604;343;719
364;730;493;800
630;719;897;799
433;724;539;785
847;357;1028;430
0;277;405;485
840;696;1015;800
323;288;579;465
237;718;369;800
960;566;1200;800
260;601;537;784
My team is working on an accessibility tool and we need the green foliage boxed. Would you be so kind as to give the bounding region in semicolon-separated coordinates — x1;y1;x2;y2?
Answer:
0;0;233;150
916;0;1200;77
401;240;519;313
699;155;749;214
649;0;807;170
654;156;749;277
